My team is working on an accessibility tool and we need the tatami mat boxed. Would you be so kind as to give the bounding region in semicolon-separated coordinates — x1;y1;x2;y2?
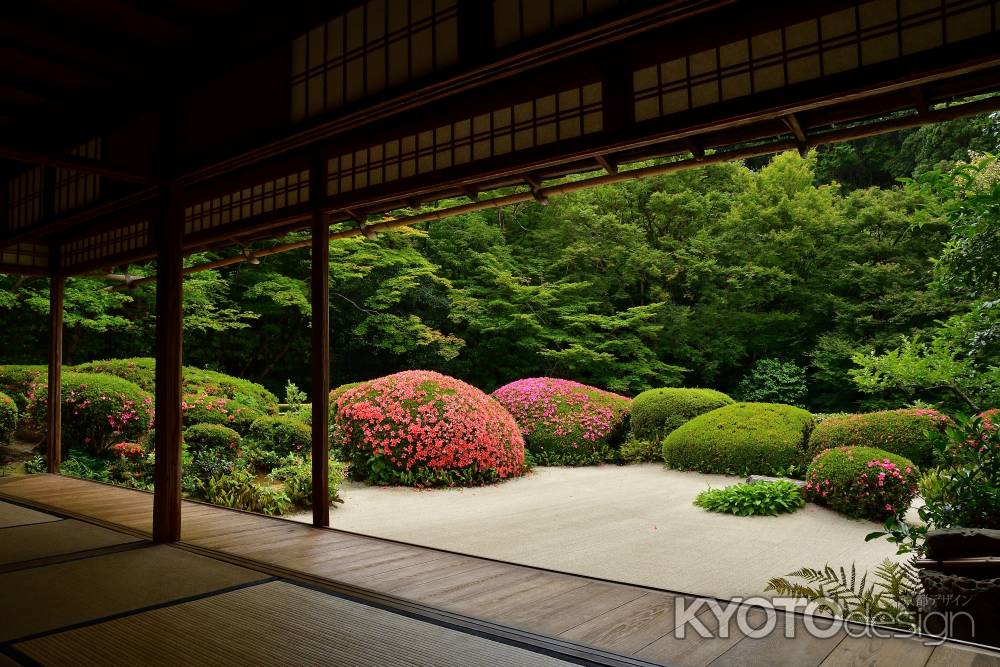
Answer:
0;500;60;529
0;519;141;567
15;580;576;667
0;544;269;642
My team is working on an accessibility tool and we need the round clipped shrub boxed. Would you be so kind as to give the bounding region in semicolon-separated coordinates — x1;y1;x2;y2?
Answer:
663;402;814;476
491;377;630;466
630;388;734;442
182;392;263;434
0;365;46;413
246;416;312;457
29;372;154;452
804;446;919;521
337;370;525;486
806;408;950;468
0;392;17;443
330;381;365;407
184;423;242;461
73;358;279;414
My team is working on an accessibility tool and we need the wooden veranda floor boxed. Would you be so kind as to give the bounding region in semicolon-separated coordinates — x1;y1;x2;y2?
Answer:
2;474;998;667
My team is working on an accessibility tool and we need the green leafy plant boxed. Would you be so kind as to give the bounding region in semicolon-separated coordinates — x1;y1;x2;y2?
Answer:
734;359;808;407
694;480;804;516
619;437;661;463
268;454;345;507
765;560;920;628
662;402;814;476
246;416;312;458
197;468;291;516
24;454;46;474
629;387;733;442
183;423;242;461
58;448;112;482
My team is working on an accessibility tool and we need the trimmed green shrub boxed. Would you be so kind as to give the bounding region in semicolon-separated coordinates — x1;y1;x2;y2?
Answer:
247;416;312;458
663;402;814;476
73;358;279;414
806;408;950;468
182;393;262;434
694;480;805;516
268;455;345;507
339;370;525;486
492;377;630;466
184;424;242;461
0;365;46;413
30;372;154;452
0;392;17;443
630;387;734;442
805;446;919;521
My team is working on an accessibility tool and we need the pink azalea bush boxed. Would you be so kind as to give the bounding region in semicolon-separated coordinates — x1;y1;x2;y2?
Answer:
491;377;631;465
28;372;154;453
806;408;950;468
336;370;525;486
181;392;262;434
805;446;920;521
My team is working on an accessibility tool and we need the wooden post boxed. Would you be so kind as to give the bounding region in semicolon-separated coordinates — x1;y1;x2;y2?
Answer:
311;205;330;527
46;270;64;474
153;183;184;543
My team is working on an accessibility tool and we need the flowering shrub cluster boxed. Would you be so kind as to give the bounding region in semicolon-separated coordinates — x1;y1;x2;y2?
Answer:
806;408;950;467
29;372;154;453
182;392;262;434
491;377;630;465
0;392;17;443
337;370;525;486
805;446;919;521
111;441;145;459
0;365;46;415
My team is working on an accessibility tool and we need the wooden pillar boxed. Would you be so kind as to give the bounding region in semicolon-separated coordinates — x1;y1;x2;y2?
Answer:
311;206;331;527
46;272;64;474
153;183;184;543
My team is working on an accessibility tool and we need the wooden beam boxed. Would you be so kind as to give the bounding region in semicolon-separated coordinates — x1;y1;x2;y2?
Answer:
0;147;161;186
310;206;330;528
782;113;809;158
595;154;618;174
152;183;184;543
46;269;64;474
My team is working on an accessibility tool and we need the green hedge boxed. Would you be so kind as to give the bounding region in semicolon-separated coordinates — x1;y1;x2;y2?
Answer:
247;416;312;457
184;423;241;461
29;372;154;452
73;358;279;414
804;446;919;521
0;392;17;443
0;365;46;413
630;388;734;442
663;402;814;476
806;408;950;468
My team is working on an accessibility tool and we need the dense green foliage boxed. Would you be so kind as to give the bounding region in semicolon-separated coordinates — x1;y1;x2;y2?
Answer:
0;365;45;413
805;447;919;521
694;480;805;516
197;468;291;516
662;402;814;476
246;416;312;458
806;408;949;467
268;455;344;507
0;392;16;443
29;372;154;452
734;359;808;407
630;387;733;442
184;424;242;461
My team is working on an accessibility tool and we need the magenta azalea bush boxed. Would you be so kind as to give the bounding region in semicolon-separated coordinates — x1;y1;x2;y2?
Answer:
491;377;631;465
336;370;525;486
29;372;154;453
805;446;919;521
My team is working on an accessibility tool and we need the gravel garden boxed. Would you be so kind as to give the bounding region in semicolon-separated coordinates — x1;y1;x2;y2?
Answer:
2;358;992;602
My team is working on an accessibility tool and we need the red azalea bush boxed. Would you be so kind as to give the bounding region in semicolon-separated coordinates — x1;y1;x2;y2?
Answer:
491;377;631;465
336;370;525;486
29;372;154;453
806;408;950;468
110;441;145;459
805;446;920;521
181;392;262;434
